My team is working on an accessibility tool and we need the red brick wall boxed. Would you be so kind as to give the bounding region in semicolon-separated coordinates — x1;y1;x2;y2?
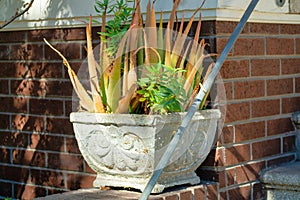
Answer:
0;21;299;199
198;22;299;199
0;28;96;199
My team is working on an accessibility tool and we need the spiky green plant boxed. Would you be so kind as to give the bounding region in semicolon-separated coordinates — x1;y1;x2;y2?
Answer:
44;0;214;114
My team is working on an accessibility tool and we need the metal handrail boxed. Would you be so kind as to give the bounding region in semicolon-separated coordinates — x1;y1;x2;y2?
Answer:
139;0;260;199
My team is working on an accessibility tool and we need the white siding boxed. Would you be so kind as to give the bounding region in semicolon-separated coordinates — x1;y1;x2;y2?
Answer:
0;0;299;31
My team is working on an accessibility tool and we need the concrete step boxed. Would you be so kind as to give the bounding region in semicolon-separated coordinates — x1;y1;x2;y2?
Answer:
261;161;300;200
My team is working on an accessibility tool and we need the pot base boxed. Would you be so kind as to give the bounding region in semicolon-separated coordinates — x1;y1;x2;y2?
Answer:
93;171;200;193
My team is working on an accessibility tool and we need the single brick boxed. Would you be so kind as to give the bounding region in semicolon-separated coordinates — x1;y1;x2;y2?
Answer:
280;24;300;34
220;60;249;79
281;58;300;74
250;23;279;34
235;162;265;184
266;38;294;55
0;31;26;43
235;121;265;142
29;99;64;116
215;21;249;34
252;99;280;118
234;80;265;99
266;78;293;96
179;190;192;200
45;43;81;60
252;139;281;160
0;62;15;77
282;96;300;114
225;102;251;123
234;38;265;56
62;28;86;41
267;118;294;136
251;59;280;77
224;144;251;166
165;194;179;200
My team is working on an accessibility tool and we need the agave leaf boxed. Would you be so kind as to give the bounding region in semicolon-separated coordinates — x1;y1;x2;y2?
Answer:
149;3;157;49
44;38;94;112
164;28;171;66
157;11;165;60
185;84;199;110
183;54;210;94
194;13;202;44
170;12;184;68
145;0;151;28
177;40;191;76
186;14;202;78
143;29;150;66
167;0;181;35
106;29;131;112
171;6;203;69
164;0;181;67
199;62;214;109
122;47;130;96
115;84;137;114
131;0;142;27
86;16;105;113
127;67;137;94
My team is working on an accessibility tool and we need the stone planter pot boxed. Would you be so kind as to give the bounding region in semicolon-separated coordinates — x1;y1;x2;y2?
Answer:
70;109;221;193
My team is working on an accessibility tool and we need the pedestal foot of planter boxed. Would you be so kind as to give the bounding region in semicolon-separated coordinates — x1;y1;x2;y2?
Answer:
93;174;165;193
93;171;200;194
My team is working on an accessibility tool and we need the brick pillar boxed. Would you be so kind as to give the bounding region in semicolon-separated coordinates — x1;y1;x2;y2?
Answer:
198;21;299;199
